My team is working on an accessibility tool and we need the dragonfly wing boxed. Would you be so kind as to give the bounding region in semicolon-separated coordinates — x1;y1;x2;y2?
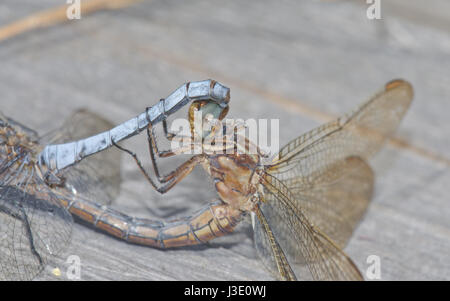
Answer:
267;80;411;247
0;111;39;142
282;156;374;248
257;172;363;280
42;109;122;205
269;80;412;181
253;207;297;280
1;114;72;280
0;161;72;280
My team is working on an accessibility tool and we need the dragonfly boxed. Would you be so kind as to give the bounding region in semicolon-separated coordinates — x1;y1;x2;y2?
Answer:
0;79;413;280
0;79;230;280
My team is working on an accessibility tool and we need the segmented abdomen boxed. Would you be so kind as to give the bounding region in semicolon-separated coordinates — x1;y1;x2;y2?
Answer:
59;196;242;248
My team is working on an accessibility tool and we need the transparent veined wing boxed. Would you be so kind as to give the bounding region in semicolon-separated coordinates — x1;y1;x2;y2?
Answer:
0;112;39;143
255;171;363;280
0;183;73;280
253;205;296;280
0;116;72;280
41;109;122;205
282;156;374;248
266;80;412;247
268;80;413;183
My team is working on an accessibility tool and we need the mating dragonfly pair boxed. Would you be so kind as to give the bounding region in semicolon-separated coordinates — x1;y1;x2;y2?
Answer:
0;79;413;280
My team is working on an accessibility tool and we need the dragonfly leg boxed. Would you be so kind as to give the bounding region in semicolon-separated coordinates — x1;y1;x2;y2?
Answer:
146;123;199;183
153;99;183;141
145;103;193;159
144;105;199;183
112;139;202;194
154;155;205;193
146;102;188;149
146;124;180;159
162;116;180;141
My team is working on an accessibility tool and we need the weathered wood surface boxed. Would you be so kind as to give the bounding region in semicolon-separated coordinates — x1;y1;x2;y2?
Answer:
0;0;449;280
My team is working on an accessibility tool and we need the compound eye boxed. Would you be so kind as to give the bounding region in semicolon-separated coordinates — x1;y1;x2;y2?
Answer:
199;102;228;121
188;101;229;138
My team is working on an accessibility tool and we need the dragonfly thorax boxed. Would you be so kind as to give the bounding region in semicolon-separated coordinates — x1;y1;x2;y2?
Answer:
207;153;261;212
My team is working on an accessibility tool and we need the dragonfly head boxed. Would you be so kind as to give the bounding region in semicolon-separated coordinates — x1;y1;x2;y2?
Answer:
188;100;229;139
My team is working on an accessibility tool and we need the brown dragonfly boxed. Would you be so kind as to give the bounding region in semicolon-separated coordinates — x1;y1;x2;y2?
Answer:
0;79;412;280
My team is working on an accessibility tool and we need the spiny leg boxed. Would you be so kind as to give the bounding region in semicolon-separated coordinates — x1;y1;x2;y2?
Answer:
153;155;205;193
162;116;182;141
145;105;197;182
112;140;160;190
148;126;183;183
148;101;187;143
146;102;193;158
146;117;195;183
147;125;180;159
112;140;201;194
156;99;182;141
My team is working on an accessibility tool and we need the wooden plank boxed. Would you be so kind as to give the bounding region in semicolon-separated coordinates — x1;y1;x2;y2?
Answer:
0;0;449;280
